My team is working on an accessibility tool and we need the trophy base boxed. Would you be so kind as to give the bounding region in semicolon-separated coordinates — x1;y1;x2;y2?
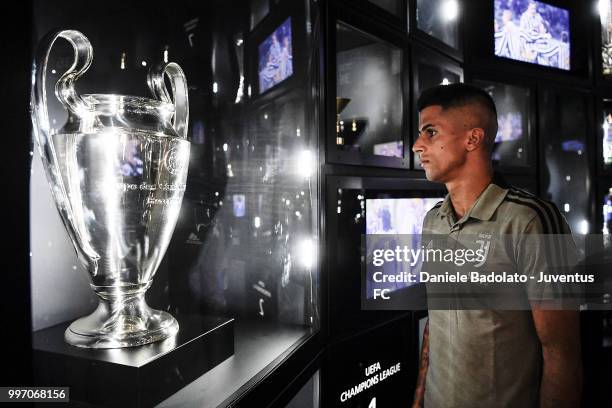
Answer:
33;314;234;407
65;294;179;348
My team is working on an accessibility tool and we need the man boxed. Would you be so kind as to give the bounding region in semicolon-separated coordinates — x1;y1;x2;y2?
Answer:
411;83;582;407
495;9;526;61
520;1;547;37
518;1;568;68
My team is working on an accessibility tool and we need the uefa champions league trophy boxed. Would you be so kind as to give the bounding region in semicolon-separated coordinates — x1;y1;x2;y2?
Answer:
31;30;190;348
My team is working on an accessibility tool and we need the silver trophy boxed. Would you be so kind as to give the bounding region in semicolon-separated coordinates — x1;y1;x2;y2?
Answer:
31;30;190;348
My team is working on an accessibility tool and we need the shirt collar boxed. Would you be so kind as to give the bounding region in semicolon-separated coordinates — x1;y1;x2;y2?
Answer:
437;182;509;222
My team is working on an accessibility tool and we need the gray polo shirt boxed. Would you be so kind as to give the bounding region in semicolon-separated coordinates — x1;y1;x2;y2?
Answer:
423;181;577;408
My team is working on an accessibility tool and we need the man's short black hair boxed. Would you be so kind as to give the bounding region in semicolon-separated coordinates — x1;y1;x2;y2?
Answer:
417;83;497;117
417;83;498;153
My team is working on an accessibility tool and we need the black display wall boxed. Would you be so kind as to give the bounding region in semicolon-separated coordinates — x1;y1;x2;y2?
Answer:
323;0;612;406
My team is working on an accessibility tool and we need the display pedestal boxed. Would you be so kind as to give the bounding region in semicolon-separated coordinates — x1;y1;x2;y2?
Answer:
33;314;234;407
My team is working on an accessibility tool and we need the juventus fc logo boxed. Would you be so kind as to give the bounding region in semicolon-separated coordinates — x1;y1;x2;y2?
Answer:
474;233;492;268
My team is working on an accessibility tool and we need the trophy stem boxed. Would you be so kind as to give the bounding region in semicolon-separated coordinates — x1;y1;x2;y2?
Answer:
65;283;178;349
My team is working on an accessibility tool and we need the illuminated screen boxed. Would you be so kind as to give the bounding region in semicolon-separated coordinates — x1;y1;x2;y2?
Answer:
233;194;246;217
604;111;612;166
373;141;403;158
366;198;440;235
365;197;441;297
601;0;612;75
494;0;570;70
496;111;523;143
258;17;293;93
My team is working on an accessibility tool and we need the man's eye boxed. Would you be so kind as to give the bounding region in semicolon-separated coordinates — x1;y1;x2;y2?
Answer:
427;128;438;137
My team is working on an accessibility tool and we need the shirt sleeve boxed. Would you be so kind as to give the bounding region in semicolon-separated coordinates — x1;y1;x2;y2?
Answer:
517;212;582;308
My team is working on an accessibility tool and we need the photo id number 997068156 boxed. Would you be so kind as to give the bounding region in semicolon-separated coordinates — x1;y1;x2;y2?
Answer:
0;387;69;402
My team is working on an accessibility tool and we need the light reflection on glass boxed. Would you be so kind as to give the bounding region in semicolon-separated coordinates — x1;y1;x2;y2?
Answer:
417;0;460;48
442;0;459;21
297;149;314;178
579;220;589;234
298;238;315;269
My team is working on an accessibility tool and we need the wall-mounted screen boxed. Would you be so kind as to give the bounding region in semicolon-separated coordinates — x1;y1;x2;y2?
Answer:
258;17;293;94
233;194;246;217
600;0;612;75
330;179;444;335
366;198;439;235
372;141;403;158
494;0;570;70
365;198;441;298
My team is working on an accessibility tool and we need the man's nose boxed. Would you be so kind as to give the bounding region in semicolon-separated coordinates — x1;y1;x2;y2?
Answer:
412;133;425;154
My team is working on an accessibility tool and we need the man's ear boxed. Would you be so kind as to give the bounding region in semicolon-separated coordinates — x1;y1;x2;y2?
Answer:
465;128;486;152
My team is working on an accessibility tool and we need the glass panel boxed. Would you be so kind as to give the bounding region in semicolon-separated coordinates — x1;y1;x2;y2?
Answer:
284;370;320;408
600;0;612;75
474;80;532;169
369;0;402;17
413;62;461;168
416;0;460;49
336;23;403;158
251;0;270;29
31;0;319;406
417;62;460;90
540;89;590;240
603;101;612;171
330;182;444;336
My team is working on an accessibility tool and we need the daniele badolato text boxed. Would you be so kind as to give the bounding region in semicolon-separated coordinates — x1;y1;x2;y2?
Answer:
370;245;594;286
372;270;594;284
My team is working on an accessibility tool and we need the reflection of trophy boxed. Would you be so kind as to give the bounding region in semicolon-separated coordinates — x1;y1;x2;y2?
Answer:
31;30;190;348
336;97;351;145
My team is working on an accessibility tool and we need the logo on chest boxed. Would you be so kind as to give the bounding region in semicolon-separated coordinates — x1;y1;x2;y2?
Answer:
474;232;492;267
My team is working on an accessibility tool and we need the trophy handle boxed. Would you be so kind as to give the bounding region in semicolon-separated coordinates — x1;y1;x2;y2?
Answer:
31;30;99;269
33;30;92;128
147;62;189;139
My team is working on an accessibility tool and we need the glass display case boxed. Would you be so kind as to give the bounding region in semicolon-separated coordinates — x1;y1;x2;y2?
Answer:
415;0;461;51
473;79;534;173
326;176;444;338
30;0;321;406
250;0;270;30
411;44;463;169
333;21;407;167
538;88;592;240
284;370;320;408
